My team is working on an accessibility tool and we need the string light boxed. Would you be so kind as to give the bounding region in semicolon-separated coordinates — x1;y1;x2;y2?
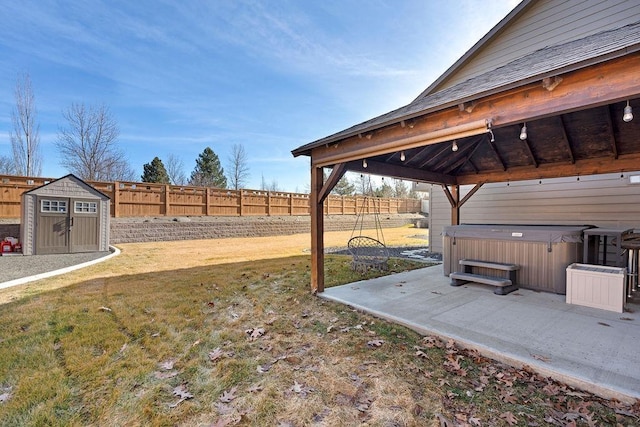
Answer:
519;123;527;140
400;151;406;161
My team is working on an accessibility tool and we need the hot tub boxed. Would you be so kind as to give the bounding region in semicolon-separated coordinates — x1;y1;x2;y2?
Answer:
443;224;591;294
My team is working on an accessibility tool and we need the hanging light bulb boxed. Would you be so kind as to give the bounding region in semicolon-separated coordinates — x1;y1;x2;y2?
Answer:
623;100;633;122
519;123;527;140
400;151;406;161
452;141;458;152
363;159;367;168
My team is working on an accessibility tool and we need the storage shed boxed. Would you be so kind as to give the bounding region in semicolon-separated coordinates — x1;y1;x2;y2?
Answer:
20;174;110;255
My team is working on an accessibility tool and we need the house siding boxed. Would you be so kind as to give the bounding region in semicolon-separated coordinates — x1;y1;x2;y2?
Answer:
433;0;640;92
429;171;640;253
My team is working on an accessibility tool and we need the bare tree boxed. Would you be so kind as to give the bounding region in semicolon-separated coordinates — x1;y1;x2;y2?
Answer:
165;154;187;185
11;73;42;177
56;103;133;181
227;143;250;190
0;155;16;175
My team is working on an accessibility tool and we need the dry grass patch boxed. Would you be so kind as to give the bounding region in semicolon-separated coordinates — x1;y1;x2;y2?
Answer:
0;230;638;426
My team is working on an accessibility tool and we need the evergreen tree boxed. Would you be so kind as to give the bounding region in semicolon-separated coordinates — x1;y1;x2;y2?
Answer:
141;156;170;183
332;175;355;195
374;179;394;198
393;179;409;198
190;147;227;188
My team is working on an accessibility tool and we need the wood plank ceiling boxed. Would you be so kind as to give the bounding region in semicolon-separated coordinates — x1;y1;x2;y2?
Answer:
358;99;639;186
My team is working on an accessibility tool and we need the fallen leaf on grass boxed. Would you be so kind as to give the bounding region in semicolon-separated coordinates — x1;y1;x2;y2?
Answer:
436;413;454;426
219;387;237;403
289;380;314;397
500;411;517;425
367;339;384;348
247;383;263;393
98;306;112;312
245;327;265;341
208;348;225;362
257;363;272;373
0;386;12;403
158;359;176;370
169;384;194;408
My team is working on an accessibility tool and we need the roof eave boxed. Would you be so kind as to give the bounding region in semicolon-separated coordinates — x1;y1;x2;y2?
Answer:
292;44;640;158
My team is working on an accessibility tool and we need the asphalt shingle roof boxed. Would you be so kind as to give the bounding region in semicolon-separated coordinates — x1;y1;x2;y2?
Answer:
292;21;640;156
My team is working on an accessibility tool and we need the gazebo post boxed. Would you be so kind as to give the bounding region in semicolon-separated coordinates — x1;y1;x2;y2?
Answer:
310;165;325;293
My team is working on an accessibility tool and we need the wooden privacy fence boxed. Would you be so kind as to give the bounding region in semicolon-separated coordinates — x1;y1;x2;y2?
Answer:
0;175;421;218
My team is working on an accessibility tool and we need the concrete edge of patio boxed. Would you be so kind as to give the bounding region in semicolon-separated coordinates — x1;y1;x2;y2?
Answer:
318;266;640;404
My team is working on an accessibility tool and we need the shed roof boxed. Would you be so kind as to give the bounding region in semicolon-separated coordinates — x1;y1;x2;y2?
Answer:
23;174;110;200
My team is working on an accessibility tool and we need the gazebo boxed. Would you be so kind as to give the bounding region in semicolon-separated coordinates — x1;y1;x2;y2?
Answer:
292;2;640;293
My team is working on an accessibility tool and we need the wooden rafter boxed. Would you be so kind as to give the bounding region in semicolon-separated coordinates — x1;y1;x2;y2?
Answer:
558;115;575;164
418;143;452;168
448;135;485;174
486;135;507;171
605;105;619;159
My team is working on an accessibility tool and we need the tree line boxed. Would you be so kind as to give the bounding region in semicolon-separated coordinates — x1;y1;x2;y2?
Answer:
2;73;250;189
3;73;417;197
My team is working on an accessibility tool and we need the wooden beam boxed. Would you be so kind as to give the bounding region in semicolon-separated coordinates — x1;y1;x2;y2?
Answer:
459;183;484;207
319;163;346;202
346;159;457;185
312;119;490;167
456;152;640;185
310;53;640;168
450;185;460;225
310;166;324;294
441;184;456;207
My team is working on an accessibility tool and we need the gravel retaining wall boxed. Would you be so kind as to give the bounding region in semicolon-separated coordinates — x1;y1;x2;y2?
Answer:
0;214;426;244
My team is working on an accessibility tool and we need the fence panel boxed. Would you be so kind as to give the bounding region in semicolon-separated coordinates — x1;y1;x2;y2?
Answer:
0;174;422;218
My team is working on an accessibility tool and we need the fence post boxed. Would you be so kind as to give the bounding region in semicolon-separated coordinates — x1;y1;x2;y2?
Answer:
239;190;244;216
113;181;120;218
164;185;170;215
267;191;271;216
288;193;292;215
205;188;211;216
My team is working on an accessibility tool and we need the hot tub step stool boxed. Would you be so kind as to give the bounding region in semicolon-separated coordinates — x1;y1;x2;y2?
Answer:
450;259;520;295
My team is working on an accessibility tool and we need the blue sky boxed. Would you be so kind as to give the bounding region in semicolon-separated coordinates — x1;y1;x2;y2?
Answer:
0;0;519;192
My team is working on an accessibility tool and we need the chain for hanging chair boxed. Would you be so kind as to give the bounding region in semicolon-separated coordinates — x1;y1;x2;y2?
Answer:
347;175;389;272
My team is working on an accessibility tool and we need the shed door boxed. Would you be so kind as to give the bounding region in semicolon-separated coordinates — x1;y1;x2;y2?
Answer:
70;198;100;253
36;197;70;254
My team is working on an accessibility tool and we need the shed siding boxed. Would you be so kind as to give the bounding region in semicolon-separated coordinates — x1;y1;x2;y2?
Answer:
436;0;640;91
429;172;640;253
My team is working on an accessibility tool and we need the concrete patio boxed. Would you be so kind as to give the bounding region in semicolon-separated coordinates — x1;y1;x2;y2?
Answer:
320;264;640;402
